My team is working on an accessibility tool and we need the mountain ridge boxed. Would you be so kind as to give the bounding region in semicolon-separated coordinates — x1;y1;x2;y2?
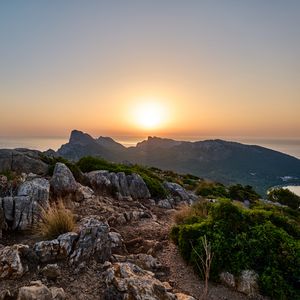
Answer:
56;130;300;194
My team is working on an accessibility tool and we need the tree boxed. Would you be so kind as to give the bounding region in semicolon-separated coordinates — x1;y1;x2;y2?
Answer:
268;188;300;210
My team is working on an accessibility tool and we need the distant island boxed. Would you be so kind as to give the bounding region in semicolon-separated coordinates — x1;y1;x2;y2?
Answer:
53;130;300;195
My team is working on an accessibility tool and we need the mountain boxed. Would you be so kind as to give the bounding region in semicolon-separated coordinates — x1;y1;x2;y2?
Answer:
57;130;300;194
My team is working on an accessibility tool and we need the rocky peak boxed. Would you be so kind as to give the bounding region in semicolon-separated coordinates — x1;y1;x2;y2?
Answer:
69;130;95;145
136;136;182;150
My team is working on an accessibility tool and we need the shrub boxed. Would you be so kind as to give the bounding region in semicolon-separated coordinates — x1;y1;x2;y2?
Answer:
195;181;228;198
228;184;260;202
36;201;75;239
171;199;300;299
268;188;300;210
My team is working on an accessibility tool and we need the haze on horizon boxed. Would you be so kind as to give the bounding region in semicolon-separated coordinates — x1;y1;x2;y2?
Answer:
1;1;300;139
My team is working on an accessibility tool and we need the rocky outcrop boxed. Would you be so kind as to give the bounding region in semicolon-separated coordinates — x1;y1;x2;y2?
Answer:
0;149;48;175
34;232;78;263
103;262;194;300
50;163;77;196
0;244;29;279
163;182;196;204
87;171;150;199
69;217;111;264
17;281;66;300
0;178;50;231
219;270;259;297
237;270;259;296
34;218;111;264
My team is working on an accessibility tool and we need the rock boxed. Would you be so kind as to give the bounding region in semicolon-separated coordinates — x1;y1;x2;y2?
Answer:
157;199;173;209
127;173;150;199
50;163;77;196
69;217;111;264
220;271;236;289
75;183;94;202
126;253;163;271
109;232;126;255
11;178;50;230
163;182;191;203
34;232;78;263
0;201;5;238
0;244;29;279
175;293;197;300
87;171;150;199
17;281;52;300
41;264;61;280
0;149;48;175
49;287;66;300
237;270;259;296
103;262;176;300
0;289;12;300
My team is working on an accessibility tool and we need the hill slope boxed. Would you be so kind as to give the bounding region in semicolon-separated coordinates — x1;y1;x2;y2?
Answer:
57;130;300;194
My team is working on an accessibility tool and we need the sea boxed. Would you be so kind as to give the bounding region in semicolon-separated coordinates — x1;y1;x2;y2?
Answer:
0;136;299;196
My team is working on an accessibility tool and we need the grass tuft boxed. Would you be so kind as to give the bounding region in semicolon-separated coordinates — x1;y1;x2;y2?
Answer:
36;201;75;239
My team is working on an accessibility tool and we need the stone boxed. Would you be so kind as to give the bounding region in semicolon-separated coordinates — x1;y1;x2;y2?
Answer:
175;293;197;300
34;232;78;263
126;253;163;271
0;149;48;175
41;264;61;279
127;173;151;199
49;287;66;300
75;183;94;202
109;232;126;254
163;182;191;203
103;262;176;300
11;178;50;230
0;244;29;279
220;271;236;289
70;217;111;264
117;172;130;196
237;270;259;296
17;281;52;300
50;163;77;196
157;199;173;209
87;170;111;194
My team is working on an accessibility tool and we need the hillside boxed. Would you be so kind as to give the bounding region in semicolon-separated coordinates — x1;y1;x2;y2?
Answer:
57;130;300;194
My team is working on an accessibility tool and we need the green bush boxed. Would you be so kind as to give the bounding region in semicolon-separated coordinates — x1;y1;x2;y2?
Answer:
195;182;228;198
171;199;300;299
268;188;300;210
228;184;260;202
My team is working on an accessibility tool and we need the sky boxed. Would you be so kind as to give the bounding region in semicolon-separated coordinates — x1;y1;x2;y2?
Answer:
0;0;300;138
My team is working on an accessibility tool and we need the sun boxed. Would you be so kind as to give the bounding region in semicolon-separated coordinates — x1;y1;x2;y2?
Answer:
134;101;166;129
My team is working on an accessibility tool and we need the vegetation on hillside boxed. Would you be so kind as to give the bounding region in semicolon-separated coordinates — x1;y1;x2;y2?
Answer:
268;187;300;210
171;199;300;299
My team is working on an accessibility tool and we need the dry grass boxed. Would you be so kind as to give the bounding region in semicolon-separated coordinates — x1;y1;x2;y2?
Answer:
35;200;75;240
173;200;210;225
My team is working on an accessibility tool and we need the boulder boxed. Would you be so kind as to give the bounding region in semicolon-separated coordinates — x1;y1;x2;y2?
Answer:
126;253;163;272
0;244;29;279
237;270;259;296
157;199;173;209
109;232;126;254
17;281;65;300
40;264;61;280
34;232;78;263
12;178;50;230
50;163;77;196
87;171;150;199
70;217;111;264
220;271;236;289
127;173;150;199
75;183;94;202
163;182;191;203
0;149;48;175
103;262;176;300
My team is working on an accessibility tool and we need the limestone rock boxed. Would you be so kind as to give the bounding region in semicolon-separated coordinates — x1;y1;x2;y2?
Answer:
220;271;236;289
75;183;94;202
237;270;259;296
163;182;191;203
157;199;173;209
175;293;197;300
34;232;78;263
49;287;66;300
0;244;29;279
41;264;61;279
70;217;111;264
0;149;48;175
127;173;150;199
18;284;52;300
109;232;126;254
103;262;176;300
50;163;77;196
11;178;50;230
87;171;150;199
